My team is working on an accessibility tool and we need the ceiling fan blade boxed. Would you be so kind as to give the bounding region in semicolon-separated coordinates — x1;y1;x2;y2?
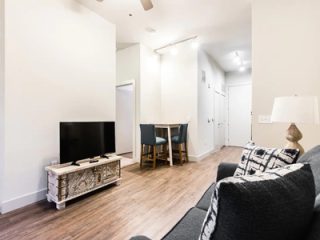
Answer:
140;0;153;11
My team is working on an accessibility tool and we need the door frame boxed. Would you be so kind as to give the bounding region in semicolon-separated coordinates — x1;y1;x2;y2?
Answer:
226;81;252;146
116;79;137;161
214;89;226;150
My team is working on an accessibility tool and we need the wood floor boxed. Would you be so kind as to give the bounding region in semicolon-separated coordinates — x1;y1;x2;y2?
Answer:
0;147;241;240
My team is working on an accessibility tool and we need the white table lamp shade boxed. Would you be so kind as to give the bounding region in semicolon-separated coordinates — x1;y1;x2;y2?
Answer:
271;96;320;124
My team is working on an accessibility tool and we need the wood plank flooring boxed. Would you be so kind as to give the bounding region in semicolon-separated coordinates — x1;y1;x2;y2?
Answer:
0;147;242;240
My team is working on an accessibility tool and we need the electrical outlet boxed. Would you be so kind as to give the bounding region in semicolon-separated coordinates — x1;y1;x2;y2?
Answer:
258;115;272;124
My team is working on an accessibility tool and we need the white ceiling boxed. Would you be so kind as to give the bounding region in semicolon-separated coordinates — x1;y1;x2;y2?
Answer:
78;0;252;72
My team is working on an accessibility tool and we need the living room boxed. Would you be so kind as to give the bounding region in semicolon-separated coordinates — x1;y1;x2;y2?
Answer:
0;0;319;240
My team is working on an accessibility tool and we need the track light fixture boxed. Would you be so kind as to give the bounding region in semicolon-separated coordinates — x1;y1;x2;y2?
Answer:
234;51;246;72
154;36;198;55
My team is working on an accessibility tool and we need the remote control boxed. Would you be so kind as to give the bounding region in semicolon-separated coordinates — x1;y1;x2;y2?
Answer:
89;159;99;163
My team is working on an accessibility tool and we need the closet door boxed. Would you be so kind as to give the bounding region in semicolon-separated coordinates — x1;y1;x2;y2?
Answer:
227;83;252;146
214;91;226;150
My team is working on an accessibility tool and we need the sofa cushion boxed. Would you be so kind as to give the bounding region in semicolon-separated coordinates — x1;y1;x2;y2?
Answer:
199;163;315;240
234;142;300;176
216;163;238;181
130;236;151;240
162;207;207;240
297;145;320;195
197;163;239;211
196;183;215;211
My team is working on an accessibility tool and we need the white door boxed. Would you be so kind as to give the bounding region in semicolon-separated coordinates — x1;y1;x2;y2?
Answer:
207;80;214;152
116;84;134;154
228;84;252;146
214;92;226;150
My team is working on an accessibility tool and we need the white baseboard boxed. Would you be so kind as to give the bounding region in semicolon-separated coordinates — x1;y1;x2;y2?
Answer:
189;149;217;161
0;149;220;214
0;188;47;214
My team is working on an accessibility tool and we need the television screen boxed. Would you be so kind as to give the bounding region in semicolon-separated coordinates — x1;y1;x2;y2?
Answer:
60;122;115;164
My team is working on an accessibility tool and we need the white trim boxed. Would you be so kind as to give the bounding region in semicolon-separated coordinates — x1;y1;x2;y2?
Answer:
188;148;216;161
226;81;252;87
1;188;47;214
116;79;135;87
116;80;137;162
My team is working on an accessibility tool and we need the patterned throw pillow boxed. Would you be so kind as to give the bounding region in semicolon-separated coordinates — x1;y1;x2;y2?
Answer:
199;163;315;240
233;142;300;176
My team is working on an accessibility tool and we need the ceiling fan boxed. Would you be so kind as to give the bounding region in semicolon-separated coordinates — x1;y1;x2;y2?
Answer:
96;0;154;11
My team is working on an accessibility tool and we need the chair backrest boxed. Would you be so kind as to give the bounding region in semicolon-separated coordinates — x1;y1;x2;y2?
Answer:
178;123;188;143
140;124;156;145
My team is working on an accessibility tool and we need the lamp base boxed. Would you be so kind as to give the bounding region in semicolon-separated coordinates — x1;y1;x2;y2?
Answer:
285;123;304;155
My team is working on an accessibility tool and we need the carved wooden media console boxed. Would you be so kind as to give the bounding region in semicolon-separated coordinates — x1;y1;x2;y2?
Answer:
45;156;121;210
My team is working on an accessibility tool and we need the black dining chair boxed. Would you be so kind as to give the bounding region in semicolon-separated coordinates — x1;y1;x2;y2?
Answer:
171;123;189;165
140;124;168;169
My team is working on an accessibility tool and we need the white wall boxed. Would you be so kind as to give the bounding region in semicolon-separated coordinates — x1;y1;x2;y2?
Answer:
197;50;226;157
116;44;161;161
226;70;251;85
1;0;116;213
116;44;140;86
161;43;198;157
252;0;320;150
0;0;4;207
160;45;226;159
140;45;161;123
116;85;134;154
116;45;140;161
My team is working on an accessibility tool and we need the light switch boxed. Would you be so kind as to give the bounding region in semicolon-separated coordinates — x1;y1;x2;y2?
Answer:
258;115;272;124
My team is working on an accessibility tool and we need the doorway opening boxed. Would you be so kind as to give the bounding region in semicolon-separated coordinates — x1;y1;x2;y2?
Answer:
116;83;136;168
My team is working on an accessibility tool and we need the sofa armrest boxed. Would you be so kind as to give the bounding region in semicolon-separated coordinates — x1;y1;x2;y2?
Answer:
129;236;151;240
216;163;238;181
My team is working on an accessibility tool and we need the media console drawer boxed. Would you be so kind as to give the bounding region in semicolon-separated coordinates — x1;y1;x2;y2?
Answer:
45;156;121;210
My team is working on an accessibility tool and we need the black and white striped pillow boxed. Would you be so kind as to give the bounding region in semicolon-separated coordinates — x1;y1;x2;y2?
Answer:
199;163;315;240
233;142;300;176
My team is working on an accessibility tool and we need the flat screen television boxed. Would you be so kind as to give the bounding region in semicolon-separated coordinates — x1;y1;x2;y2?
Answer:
60;122;115;166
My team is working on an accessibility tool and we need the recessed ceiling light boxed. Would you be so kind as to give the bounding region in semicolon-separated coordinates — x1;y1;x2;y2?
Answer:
129;13;133;17
233;51;243;66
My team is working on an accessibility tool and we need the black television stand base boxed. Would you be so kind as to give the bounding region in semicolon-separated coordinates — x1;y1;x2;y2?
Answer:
70;162;80;166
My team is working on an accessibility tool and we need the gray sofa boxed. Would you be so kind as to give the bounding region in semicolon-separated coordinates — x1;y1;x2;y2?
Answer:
131;146;320;240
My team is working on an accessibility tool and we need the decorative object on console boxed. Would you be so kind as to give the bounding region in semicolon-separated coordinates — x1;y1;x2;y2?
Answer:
271;96;319;155
199;163;315;240
234;142;300;176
